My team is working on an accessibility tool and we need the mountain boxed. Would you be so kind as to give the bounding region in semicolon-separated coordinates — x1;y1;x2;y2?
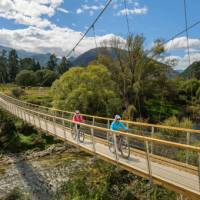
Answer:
0;45;51;66
72;47;178;78
175;69;184;74
181;61;200;79
72;47;117;66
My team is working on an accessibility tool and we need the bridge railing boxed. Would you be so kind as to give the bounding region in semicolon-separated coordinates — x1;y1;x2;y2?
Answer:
1;97;200;194
1;92;200;166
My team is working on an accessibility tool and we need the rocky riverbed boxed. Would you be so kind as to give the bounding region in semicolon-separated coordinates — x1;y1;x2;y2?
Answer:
0;144;92;200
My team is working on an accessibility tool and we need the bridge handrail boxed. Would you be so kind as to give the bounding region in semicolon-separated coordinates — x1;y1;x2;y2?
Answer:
1;92;200;134
5;99;200;153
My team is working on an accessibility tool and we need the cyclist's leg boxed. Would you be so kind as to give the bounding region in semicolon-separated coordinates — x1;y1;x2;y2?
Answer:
116;135;121;150
77;124;80;137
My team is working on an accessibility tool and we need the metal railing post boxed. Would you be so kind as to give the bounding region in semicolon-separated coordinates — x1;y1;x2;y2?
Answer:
53;116;57;136
107;120;110;129
28;111;31;123
38;113;42;129
151;127;154;154
44;115;48;135
24;111;27;122
91;127;96;153
62;112;65;126
33;114;36;127
145;140;153;185
186;132;190;164
70;114;73;130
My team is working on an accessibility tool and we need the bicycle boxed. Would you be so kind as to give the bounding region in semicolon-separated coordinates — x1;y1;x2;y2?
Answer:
71;125;85;143
107;132;130;159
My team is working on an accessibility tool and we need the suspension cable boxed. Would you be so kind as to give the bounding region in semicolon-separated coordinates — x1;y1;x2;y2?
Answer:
92;25;99;62
66;0;113;58
92;25;98;50
123;0;131;36
183;0;191;66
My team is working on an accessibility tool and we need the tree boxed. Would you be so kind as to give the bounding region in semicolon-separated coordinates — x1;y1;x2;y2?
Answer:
19;57;36;71
98;35;168;120
35;69;58;86
57;56;71;74
51;65;122;116
0;50;8;83
15;70;36;86
8;49;18;82
47;54;57;71
33;61;41;71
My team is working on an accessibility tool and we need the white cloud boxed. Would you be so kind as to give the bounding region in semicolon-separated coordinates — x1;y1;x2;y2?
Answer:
0;26;124;58
0;0;64;28
76;8;83;14
76;3;104;15
165;37;200;51
117;6;148;16
82;4;104;11
57;7;69;14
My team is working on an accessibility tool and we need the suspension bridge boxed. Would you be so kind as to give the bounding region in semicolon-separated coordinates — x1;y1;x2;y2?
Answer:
0;93;200;199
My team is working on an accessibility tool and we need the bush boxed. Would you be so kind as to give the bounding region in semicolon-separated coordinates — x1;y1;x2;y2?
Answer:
11;87;25;98
35;69;58;86
17;122;36;136
16;70;36;86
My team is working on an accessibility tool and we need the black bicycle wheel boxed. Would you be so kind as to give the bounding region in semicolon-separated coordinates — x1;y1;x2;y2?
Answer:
78;131;85;142
107;133;115;153
71;126;76;140
120;137;130;159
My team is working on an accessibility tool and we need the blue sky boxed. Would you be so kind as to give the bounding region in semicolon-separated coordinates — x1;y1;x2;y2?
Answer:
0;0;200;69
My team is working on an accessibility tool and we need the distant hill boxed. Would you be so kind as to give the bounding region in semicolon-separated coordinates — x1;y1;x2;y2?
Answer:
181;61;200;79
72;47;178;78
0;45;51;67
72;47;117;66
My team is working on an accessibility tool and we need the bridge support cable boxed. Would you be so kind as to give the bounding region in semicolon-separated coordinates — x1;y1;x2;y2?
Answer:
66;0;113;58
92;25;100;63
123;0;131;36
183;0;191;66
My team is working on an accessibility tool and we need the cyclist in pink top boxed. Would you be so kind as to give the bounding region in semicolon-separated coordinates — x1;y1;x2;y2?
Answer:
72;110;84;129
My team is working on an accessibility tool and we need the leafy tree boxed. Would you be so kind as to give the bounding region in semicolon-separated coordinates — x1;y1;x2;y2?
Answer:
98;35;170;120
19;58;36;71
33;61;41;71
51;64;122;116
8;49;18;82
57;56;71;74
47;54;57;71
0;109;16;149
15;70;36;86
35;69;58;86
0;50;8;83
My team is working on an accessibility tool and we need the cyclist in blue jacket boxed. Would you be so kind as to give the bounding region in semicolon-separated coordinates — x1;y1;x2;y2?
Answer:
110;115;128;150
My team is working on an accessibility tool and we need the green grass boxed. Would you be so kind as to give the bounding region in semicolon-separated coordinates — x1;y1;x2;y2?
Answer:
18;134;33;145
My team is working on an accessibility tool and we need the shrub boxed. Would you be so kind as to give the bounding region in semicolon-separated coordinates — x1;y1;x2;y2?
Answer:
11;87;25;98
17;122;36;136
16;70;36;86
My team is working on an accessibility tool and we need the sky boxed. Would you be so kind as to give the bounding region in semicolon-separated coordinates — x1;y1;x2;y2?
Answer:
0;0;200;70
